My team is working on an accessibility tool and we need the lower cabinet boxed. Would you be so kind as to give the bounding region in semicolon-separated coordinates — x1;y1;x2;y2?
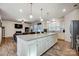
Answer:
17;38;29;56
17;34;57;56
28;40;37;56
52;34;57;45
37;37;46;56
17;38;37;56
37;34;57;56
37;38;43;56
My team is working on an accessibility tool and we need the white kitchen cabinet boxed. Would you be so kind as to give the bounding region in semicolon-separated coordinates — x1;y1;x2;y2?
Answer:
46;37;50;49
52;34;57;45
37;38;46;56
58;33;65;40
46;36;52;50
37;35;57;56
17;33;57;56
37;38;43;56
42;37;47;52
17;38;29;56
28;40;37;56
45;35;57;51
49;36;53;47
17;38;37;56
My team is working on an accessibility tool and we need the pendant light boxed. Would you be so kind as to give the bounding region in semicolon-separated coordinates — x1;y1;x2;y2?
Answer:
40;8;43;21
46;8;49;20
29;3;33;19
46;10;50;23
46;12;49;20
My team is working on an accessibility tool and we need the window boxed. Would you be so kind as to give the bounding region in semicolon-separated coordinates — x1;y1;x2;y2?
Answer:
48;21;60;32
33;23;43;32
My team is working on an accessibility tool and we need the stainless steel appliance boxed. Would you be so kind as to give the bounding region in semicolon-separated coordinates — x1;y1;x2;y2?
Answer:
0;20;2;44
70;20;79;49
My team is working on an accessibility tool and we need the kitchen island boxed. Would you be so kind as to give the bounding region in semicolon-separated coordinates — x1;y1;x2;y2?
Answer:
16;33;57;56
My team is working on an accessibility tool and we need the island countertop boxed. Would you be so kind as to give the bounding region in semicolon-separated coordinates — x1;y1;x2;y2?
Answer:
16;33;57;41
17;32;57;56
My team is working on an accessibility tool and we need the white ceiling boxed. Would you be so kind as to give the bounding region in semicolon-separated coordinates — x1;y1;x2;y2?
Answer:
0;3;79;22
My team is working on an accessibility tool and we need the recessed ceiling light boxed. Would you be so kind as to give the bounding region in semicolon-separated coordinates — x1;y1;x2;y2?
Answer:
47;21;50;23
52;18;56;22
29;15;33;19
40;18;43;21
19;9;23;13
62;9;66;12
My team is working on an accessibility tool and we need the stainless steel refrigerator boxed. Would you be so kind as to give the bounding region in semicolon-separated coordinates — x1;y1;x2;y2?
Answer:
0;20;2;44
70;20;79;49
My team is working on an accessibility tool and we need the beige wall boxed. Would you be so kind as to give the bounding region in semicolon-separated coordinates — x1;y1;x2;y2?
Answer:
64;8;79;42
2;21;30;37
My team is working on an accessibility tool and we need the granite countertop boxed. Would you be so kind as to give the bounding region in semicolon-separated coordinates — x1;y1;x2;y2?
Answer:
16;33;57;41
